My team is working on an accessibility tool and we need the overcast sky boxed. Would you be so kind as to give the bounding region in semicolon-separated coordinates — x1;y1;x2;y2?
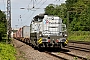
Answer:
0;0;66;29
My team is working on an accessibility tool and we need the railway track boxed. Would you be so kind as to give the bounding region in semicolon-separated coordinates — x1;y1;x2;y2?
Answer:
44;49;88;60
69;40;90;45
65;46;90;52
38;47;89;60
42;41;90;60
16;39;90;60
67;41;90;52
45;51;68;60
60;51;88;60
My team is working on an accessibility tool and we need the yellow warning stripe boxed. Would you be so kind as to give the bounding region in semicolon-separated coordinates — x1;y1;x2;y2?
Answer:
64;40;68;44
37;38;42;44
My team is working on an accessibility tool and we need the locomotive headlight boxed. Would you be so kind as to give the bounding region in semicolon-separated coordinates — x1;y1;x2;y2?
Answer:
64;34;67;37
39;34;43;37
39;34;41;36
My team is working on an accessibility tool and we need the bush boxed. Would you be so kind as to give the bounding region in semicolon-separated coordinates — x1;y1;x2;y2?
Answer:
68;31;90;42
0;43;16;60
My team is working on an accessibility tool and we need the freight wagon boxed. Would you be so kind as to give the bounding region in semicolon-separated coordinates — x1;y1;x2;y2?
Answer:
22;26;30;43
14;26;30;43
30;15;68;48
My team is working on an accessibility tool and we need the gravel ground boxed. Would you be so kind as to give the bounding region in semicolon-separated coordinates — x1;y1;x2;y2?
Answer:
13;39;61;60
12;39;90;60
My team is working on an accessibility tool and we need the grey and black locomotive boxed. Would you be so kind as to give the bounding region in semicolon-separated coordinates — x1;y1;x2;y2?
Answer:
13;14;68;49
30;14;68;48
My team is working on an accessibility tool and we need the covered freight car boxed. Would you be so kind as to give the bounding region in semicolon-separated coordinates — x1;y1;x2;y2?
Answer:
22;26;30;43
30;15;68;48
14;26;30;43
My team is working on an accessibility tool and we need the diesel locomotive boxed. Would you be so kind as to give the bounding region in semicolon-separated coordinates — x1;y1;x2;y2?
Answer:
13;14;68;49
30;14;68;48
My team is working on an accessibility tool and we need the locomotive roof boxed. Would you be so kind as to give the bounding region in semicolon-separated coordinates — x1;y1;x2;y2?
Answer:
32;14;62;22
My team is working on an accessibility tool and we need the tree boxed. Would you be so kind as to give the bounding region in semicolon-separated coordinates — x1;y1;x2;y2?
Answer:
45;4;55;15
45;3;67;24
66;0;90;31
44;0;90;31
0;10;7;40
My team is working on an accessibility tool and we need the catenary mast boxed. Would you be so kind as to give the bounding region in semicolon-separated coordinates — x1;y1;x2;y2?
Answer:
7;0;11;40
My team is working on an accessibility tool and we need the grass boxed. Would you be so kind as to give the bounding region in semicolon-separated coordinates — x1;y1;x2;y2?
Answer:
68;31;90;42
0;36;16;60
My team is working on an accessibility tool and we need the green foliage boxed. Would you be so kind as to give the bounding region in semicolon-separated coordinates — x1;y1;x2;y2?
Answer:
68;31;90;41
0;10;7;40
45;3;67;24
0;43;16;60
44;0;90;31
45;4;56;15
66;0;90;31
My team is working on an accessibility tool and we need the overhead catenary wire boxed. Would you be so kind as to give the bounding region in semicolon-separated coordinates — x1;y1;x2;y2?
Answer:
25;0;41;16
16;0;37;27
22;0;60;26
22;0;48;25
18;0;38;20
34;0;43;7
26;0;58;20
17;0;34;18
19;0;61;26
12;0;65;29
16;0;33;27
18;0;42;26
27;0;47;18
